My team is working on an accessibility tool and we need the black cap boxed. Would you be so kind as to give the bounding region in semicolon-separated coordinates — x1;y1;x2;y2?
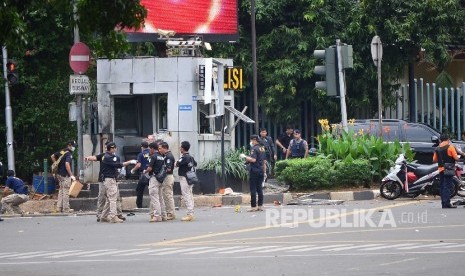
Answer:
294;129;301;134
106;142;117;150
250;135;259;141
141;141;149;148
68;140;76;147
7;170;14;177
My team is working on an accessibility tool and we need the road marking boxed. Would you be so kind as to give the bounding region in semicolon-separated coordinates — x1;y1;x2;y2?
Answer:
360;243;418;251
114;248;181;256
149;247;213;256
182;224;465;246
47;249;116;259
0;251;49;259
259;245;310;253
14;250;83;259
431;244;465;249
379;258;417;266
322;244;383;252
219;246;278;254
0;253;17;257
142;201;418;246
398;243;455;250
184;246;246;255
80;249;145;257
289;245;353;252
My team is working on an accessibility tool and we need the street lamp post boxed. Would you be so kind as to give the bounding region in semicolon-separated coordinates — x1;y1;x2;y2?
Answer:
2;46;16;171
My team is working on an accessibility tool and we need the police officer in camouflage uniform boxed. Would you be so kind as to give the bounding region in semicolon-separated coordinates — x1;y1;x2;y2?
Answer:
159;142;176;220
85;147;125;222
145;142;166;222
51;140;77;213
100;142;133;223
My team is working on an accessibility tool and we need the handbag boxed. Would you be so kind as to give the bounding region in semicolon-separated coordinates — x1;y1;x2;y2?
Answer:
140;173;150;184
155;166;167;183
185;157;198;185
444;163;456;176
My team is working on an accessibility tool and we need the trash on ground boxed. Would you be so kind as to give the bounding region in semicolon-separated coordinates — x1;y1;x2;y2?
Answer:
287;194;344;205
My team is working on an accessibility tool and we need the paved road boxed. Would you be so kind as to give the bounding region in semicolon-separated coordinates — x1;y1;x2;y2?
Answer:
1;198;465;275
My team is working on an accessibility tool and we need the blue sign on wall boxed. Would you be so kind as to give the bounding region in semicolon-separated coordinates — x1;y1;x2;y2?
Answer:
179;105;192;111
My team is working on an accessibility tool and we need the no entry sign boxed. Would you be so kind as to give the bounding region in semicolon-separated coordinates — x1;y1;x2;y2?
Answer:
69;42;90;74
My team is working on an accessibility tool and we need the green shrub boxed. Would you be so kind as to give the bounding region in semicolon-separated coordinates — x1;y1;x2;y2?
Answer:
276;156;373;190
317;119;415;181
333;158;372;187
276;157;335;190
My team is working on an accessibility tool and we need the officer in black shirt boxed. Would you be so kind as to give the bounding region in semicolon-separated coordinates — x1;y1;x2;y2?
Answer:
51;140;76;213
85;145;126;222
159;142;176;220
145;142;166;222
259;128;277;179
100;142;133;223
240;135;265;212
175;141;197;221
276;126;293;160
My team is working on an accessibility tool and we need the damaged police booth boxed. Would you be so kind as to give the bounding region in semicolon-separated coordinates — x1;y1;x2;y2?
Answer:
81;51;250;195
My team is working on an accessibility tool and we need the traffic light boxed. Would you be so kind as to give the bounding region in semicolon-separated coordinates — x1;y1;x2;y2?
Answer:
6;59;19;85
313;47;339;97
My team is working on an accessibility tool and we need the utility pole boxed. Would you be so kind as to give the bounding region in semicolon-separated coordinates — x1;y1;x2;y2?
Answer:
251;0;259;134
2;46;15;171
336;39;348;132
371;36;383;136
73;0;83;179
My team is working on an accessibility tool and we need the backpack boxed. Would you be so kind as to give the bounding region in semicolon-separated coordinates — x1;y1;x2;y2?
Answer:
51;151;67;174
185;156;199;185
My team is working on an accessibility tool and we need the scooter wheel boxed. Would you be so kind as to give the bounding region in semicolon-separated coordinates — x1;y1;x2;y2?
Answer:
457;177;465;197
380;181;402;200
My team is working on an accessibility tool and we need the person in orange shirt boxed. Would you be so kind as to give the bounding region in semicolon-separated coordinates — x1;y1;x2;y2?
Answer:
433;133;459;208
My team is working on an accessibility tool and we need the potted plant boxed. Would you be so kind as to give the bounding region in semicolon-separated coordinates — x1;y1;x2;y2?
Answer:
198;148;249;194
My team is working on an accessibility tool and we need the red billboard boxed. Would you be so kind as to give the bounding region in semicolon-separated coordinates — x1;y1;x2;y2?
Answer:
127;0;238;42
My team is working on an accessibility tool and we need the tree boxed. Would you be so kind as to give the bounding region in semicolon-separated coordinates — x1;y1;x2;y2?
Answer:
213;0;465;124
0;1;146;179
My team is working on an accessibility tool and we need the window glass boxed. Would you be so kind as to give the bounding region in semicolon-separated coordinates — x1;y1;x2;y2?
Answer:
405;124;435;142
157;95;168;131
198;102;213;134
114;97;140;136
350;122;400;141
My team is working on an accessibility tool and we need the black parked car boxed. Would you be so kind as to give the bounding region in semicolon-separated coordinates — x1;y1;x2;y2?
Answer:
349;119;465;164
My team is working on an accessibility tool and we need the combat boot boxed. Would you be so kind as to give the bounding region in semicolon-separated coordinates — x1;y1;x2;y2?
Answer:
109;216;124;223
149;215;162;223
181;214;194;222
166;213;176;220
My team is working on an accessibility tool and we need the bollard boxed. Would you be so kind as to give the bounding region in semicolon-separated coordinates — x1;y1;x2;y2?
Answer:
43;158;48;195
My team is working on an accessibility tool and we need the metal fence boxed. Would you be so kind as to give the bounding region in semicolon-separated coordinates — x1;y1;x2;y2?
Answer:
385;79;465;139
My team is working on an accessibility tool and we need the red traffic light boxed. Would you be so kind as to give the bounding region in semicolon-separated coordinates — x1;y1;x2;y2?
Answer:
6;59;19;85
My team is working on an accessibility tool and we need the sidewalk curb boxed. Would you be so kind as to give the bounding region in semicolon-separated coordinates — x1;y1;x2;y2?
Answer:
4;190;380;216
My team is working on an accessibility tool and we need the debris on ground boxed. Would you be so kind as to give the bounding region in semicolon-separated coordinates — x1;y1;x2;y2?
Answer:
262;178;289;194
287;194;344;205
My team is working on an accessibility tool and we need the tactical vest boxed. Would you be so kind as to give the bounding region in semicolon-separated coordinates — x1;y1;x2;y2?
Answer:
290;139;305;157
